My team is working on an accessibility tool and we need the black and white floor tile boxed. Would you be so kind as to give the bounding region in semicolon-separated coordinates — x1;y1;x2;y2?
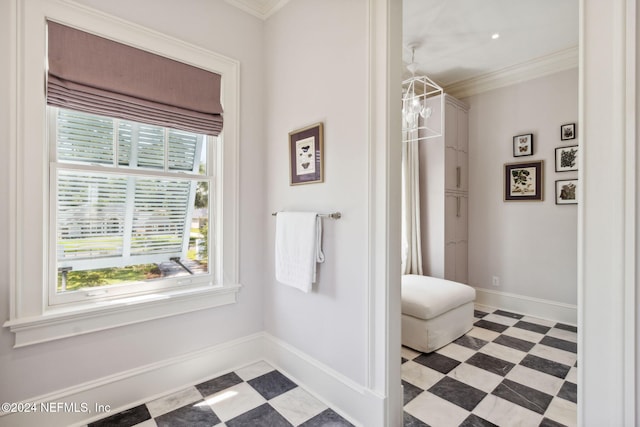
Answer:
87;307;576;427
402;306;577;427
87;361;353;427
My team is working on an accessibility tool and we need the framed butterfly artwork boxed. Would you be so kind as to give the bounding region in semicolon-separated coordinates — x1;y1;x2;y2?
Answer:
289;122;324;185
512;133;533;157
561;123;576;140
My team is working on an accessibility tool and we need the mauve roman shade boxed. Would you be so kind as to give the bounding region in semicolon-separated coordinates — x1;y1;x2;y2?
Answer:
46;21;223;136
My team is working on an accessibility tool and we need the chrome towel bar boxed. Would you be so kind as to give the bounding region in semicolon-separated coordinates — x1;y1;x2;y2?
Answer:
271;211;341;219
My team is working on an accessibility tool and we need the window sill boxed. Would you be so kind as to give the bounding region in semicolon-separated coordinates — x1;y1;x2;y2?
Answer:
3;284;241;348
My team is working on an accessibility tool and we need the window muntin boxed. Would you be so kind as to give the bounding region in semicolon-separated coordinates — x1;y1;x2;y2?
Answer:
50;107;213;306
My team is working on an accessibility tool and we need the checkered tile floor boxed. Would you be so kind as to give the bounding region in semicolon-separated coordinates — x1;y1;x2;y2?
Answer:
87;361;353;427
402;306;577;427
87;307;576;427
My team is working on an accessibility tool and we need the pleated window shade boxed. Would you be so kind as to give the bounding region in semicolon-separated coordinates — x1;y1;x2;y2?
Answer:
46;21;223;136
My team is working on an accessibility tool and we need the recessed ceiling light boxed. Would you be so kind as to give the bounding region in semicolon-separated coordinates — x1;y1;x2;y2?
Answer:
491;33;500;40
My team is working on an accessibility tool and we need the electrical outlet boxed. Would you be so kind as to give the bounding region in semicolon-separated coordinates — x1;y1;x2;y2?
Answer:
492;276;500;287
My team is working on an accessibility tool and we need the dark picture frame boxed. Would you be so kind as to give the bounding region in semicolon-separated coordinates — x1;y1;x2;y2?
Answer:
555;145;579;172
513;133;533;157
289;122;324;185
561;123;576;140
504;160;544;201
556;179;578;205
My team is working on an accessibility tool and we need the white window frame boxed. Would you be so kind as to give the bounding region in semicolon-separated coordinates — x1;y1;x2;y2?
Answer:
4;1;240;347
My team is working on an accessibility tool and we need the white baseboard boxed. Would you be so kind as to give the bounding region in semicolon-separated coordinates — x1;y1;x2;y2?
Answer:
0;332;383;427
0;333;265;427
473;287;577;325
262;334;385;427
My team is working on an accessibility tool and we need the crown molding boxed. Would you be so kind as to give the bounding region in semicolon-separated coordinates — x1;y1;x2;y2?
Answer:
445;46;579;99
224;0;291;20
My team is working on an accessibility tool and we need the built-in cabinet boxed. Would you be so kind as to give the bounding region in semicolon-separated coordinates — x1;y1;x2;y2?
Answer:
419;94;469;283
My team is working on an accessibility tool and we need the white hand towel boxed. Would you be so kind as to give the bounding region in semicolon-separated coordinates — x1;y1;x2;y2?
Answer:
275;212;324;292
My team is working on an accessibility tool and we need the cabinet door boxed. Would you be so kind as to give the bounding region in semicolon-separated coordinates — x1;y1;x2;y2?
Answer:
457;108;469;153
444;101;458;149
457;108;468;191
444;194;458;243
445;194;468;284
444;147;458;191
457;150;468;193
444;242;456;281
456;194;468;242
444;101;459;191
455;240;468;284
445;194;468;242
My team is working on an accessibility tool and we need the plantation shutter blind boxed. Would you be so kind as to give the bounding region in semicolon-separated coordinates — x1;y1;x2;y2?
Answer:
56;109;203;270
46;21;223;136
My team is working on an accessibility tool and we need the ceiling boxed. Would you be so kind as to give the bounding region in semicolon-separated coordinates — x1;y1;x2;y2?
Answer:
225;0;579;94
403;0;579;88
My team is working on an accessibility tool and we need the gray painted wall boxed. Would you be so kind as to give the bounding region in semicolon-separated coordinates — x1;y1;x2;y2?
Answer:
465;68;578;305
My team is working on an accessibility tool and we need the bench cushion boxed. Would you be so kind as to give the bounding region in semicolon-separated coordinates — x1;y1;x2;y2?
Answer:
401;274;476;320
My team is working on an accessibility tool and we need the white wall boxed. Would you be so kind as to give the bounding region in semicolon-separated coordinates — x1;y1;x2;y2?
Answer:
262;0;371;385
465;68;578;307
0;0;266;404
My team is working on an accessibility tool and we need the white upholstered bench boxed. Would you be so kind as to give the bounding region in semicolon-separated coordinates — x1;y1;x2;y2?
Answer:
401;274;476;353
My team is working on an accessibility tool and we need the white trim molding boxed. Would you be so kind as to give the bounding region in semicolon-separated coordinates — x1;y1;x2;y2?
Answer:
263;335;384;427
0;333;265;427
473;287;577;326
0;333;384;427
4;285;241;347
223;0;291;20
6;0;18;323
579;0;638;424
445;46;579;99
367;0;403;425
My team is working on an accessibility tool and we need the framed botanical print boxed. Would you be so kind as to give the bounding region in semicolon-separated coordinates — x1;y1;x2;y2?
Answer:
555;145;578;172
504;160;544;201
556;179;578;205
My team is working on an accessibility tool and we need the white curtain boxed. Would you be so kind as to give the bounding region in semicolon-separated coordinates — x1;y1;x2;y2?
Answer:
401;129;423;275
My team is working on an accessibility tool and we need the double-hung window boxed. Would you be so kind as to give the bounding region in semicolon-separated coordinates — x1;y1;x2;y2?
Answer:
50;108;214;305
43;20;226;307
4;7;239;347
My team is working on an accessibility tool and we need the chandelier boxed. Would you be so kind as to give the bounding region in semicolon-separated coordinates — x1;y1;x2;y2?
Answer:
402;47;444;142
